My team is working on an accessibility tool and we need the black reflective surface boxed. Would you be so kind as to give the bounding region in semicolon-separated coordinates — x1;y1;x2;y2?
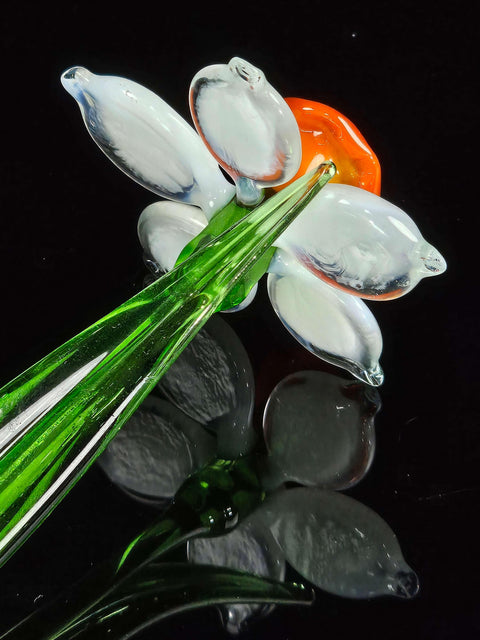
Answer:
0;3;478;638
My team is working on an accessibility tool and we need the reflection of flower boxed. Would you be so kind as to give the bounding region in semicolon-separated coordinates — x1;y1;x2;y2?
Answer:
62;56;446;387
98;317;418;635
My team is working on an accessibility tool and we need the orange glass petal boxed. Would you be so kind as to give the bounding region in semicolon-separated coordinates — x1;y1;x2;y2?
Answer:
276;98;381;195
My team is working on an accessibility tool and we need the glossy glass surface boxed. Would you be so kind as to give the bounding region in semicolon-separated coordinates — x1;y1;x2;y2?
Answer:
275;183;447;299
1;320;416;637
137;201;208;272
61;67;234;217
97;395;216;502
0;165;333;569
268;250;384;385
188;518;285;634
2;17;473;639
3;456;303;639
39;564;310;640
175;198;272;312
258;487;419;599
190;57;302;205
276;97;381;194
98;314;257;502
156;316;256;458
262;370;380;489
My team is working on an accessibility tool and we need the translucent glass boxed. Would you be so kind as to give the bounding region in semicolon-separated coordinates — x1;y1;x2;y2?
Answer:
138;201;208;272
97;396;215;502
259;487;420;599
34;563;311;640
279;97;381;194
6;457;289;639
156;316;256;458
220;283;258;313
267;250;384;386
190;57;302;205
188;518;285;634
0;165;332;568
139;198;261;312
61;67;234;217
175;197;273;311
275;183;447;299
262;370;380;489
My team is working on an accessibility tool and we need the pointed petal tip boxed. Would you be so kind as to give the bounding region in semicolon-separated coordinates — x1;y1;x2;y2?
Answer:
420;244;447;277
60;66;92;96
228;57;264;86
357;363;384;387
393;569;420;599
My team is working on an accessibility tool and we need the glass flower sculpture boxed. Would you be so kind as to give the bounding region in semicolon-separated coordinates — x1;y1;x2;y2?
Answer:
4;325;417;640
0;56;446;571
61;57;446;386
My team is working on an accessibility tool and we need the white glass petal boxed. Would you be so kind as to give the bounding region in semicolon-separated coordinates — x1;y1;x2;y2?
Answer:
61;66;234;216
187;518;285;634
137;200;257;312
190;57;302;205
138;201;208;272
97;396;215;502
262;370;380;490
267;251;384;386
259;487;419;600
275;183;447;299
157;316;256;458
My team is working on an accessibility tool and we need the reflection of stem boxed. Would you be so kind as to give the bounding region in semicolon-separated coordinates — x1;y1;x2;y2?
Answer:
1;456;265;640
0;163;336;569
51;564;314;640
1;520;186;640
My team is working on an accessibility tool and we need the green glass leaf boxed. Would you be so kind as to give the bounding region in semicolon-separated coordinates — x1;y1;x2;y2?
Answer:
0;162;335;568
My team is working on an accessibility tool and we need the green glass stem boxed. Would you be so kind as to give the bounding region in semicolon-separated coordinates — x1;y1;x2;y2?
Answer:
175;198;275;311
176;199;251;263
0;162;336;568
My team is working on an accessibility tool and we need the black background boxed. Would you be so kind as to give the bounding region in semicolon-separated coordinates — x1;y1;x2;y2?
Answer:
0;2;478;638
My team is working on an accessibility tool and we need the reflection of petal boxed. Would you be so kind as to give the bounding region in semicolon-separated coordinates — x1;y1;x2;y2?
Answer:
190;57;302;205
275;183;446;299
138;201;208;272
187;518;285;635
61;67;234;216
98;396;215;502
262;370;380;490
157;317;256;458
259;487;419;599
267;251;384;386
